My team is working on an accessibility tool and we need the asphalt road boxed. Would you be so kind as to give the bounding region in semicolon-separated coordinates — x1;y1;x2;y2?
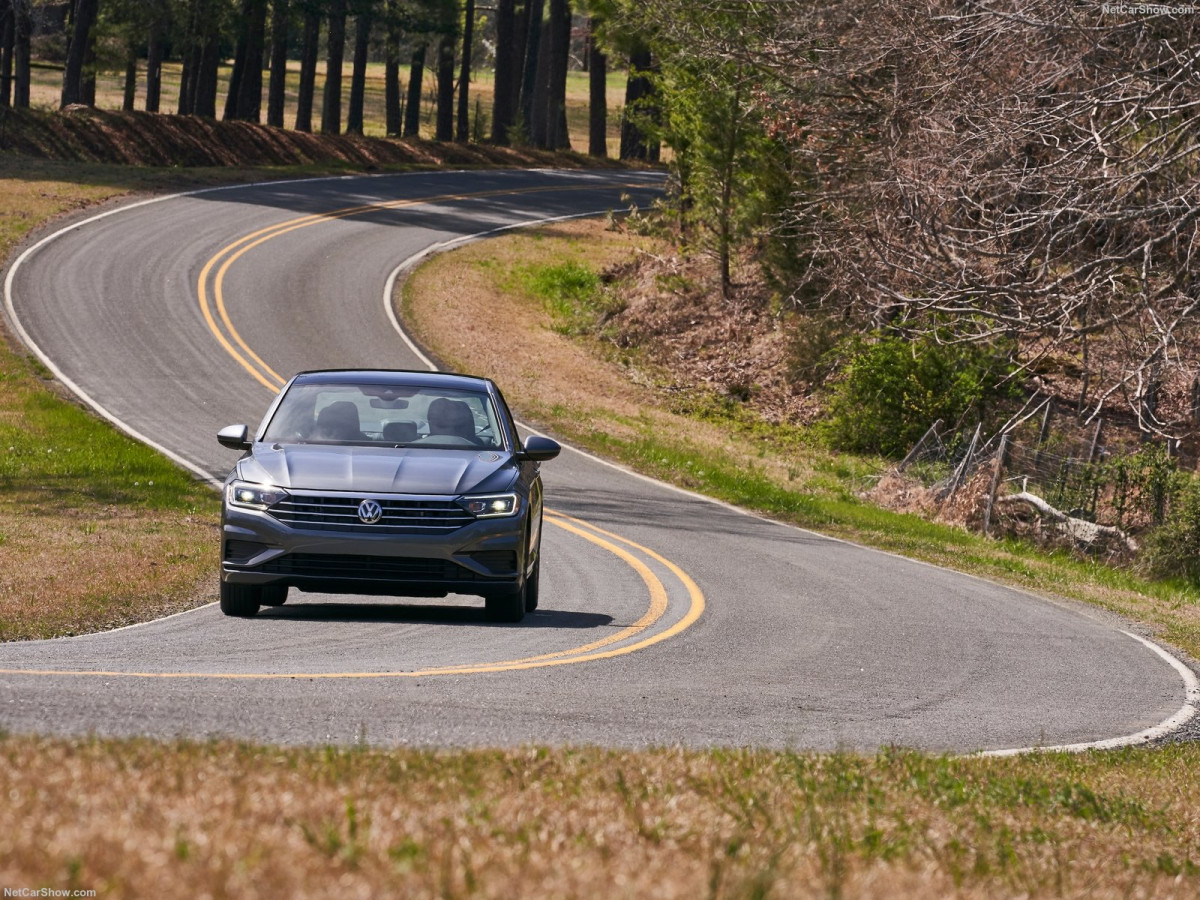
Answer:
2;168;1195;752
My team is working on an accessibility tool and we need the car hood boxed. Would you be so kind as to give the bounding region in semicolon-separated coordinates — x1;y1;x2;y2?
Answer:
239;444;516;495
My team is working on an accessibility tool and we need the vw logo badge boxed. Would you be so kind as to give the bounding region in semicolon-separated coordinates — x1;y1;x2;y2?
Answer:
357;499;383;524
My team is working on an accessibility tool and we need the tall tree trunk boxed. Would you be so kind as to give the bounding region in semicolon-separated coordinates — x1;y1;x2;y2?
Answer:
717;81;741;300
346;3;372;135
81;30;96;105
226;0;267;121
145;11;165;112
321;0;347;134
61;0;99;108
236;0;268;121
266;0;289;127
295;4;319;131
178;46;196;115
224;37;247;119
531;0;571;150
122;50;137;111
510;0;528;117
587;18;606;157
178;0;203;116
519;0;542;132
195;32;221;117
455;0;474;142
489;0;515;144
528;12;550;145
435;30;454;141
11;0;27;107
0;0;14;108
548;0;568;148
403;43;425;137
620;42;655;161
383;1;401;136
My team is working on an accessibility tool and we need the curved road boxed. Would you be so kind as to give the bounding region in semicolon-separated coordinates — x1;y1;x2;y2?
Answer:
2;169;1195;751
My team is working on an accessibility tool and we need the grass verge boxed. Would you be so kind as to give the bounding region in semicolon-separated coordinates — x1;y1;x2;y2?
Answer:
0;157;245;639
1;736;1197;898
400;219;1200;664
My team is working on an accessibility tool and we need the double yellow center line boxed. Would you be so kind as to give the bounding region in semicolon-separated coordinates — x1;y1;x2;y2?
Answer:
197;182;652;392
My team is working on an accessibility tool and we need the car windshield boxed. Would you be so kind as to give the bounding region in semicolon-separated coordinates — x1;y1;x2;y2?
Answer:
262;382;506;451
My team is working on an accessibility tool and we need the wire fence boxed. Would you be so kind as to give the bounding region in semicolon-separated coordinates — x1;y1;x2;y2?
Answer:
888;398;1189;551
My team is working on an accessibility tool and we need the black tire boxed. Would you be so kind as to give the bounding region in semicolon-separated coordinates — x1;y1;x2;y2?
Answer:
219;581;262;617
524;554;540;612
260;585;288;606
485;584;525;623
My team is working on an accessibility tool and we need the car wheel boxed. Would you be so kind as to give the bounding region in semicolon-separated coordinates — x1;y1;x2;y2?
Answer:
485;584;525;623
261;585;288;606
220;581;262;617
524;554;540;612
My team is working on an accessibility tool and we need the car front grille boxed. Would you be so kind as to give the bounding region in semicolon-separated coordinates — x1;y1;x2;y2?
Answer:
254;553;490;582
267;494;474;534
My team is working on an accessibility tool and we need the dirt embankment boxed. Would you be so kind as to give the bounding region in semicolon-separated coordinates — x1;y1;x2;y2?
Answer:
0;105;622;170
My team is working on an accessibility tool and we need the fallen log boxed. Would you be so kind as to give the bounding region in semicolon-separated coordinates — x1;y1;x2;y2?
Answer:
995;491;1139;554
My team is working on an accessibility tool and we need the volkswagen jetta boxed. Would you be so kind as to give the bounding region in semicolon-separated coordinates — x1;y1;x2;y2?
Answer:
217;370;560;622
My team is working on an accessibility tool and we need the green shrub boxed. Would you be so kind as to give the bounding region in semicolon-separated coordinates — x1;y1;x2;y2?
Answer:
1103;444;1184;529
824;334;1019;458
512;261;623;336
1142;476;1200;584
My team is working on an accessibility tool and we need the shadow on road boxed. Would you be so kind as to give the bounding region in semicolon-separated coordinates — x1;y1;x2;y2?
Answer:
257;601;613;629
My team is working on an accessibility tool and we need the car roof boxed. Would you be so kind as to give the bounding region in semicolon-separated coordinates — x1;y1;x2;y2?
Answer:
290;369;495;392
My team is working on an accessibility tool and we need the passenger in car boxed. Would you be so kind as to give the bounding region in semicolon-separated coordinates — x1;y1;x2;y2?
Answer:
313;401;366;442
426;398;478;443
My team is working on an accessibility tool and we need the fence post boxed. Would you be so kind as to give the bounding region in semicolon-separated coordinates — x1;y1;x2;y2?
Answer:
946;422;982;501
1033;398;1052;468
898;419;943;473
982;433;1009;537
1087;419;1103;463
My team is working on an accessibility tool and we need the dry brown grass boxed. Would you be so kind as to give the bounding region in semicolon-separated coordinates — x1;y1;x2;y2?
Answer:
0;162;224;641
1;736;1197;898
0;503;216;640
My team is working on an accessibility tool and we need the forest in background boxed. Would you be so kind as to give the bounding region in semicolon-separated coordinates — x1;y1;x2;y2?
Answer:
0;0;656;152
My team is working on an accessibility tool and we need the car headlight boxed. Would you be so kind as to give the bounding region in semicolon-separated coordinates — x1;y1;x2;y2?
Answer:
457;493;518;518
227;480;288;510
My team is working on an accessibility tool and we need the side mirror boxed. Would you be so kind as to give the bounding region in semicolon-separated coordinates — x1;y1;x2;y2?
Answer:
518;435;560;462
217;424;251;451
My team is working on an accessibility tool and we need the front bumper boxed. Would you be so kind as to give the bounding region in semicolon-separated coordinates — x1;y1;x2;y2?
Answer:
221;492;525;599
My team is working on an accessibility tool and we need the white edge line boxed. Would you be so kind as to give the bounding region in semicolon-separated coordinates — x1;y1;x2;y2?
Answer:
382;210;1200;757
980;631;1200;756
49;602;220;641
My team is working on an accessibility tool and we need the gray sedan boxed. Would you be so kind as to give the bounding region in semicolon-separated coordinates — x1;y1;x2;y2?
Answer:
217;370;560;622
